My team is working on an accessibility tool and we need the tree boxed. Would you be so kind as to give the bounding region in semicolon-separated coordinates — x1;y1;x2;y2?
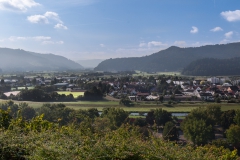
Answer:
119;97;132;106
21;107;36;120
101;108;129;129
133;118;147;127
205;104;222;125
31;78;37;86
234;109;240;126
163;121;179;141
159;95;164;103
0;109;12;129
181;106;218;145
226;125;240;146
146;111;155;125
182;119;213;145
154;108;172;126
1;79;4;85
220;110;236;129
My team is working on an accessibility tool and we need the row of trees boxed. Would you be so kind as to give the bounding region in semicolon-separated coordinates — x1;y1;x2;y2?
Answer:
17;89;74;101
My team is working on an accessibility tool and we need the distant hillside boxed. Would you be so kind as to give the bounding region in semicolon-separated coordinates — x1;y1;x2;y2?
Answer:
76;59;104;68
0;48;84;72
182;57;240;76
94;42;240;72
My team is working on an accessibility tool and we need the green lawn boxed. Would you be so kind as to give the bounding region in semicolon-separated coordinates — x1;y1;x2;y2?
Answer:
1;99;240;112
11;86;34;91
57;91;84;98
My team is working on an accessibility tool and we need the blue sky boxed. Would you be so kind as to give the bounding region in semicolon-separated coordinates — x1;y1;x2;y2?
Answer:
0;0;240;60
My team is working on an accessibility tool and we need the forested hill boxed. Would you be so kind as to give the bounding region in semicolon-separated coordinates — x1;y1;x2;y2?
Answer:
94;42;240;72
182;57;240;76
0;48;84;72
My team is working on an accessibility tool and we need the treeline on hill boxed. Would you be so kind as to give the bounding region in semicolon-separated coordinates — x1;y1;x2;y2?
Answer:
0;101;239;159
182;57;240;76
95;42;240;72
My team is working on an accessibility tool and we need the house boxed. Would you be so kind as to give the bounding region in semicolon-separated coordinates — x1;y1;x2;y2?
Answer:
222;83;232;87
207;77;220;84
199;92;214;101
193;80;202;85
146;95;158;100
128;96;137;101
54;83;69;88
183;89;195;96
137;92;150;100
227;86;239;94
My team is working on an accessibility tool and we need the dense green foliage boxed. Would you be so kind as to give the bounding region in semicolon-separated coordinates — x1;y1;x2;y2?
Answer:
0;109;238;159
182;57;240;76
95;42;240;72
0;101;240;159
226;125;240;146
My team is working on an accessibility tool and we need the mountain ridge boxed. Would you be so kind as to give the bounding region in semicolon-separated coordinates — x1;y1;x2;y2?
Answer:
94;42;240;72
0;48;84;72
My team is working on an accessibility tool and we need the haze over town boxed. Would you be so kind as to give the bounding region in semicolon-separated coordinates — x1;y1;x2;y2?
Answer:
0;0;240;61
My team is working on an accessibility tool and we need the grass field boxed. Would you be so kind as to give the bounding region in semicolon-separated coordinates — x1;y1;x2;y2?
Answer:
57;91;84;98
1;99;239;113
133;71;181;77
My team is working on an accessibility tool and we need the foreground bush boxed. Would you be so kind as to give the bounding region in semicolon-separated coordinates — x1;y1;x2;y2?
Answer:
0;123;238;160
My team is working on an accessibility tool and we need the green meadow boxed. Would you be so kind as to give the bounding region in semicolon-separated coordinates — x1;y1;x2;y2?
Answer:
1;99;239;113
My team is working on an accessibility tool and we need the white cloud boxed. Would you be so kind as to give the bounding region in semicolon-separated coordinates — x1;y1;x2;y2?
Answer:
42;41;64;45
221;10;240;22
100;44;105;47
139;42;146;47
225;31;233;39
42;41;54;45
190;26;198;34
210;27;223;32
28;11;67;29
192;42;201;47
148;41;166;47
54;23;68;30
0;0;40;12
220;39;230;44
9;36;26;41
44;12;62;23
27;15;49;24
9;36;51;41
33;36;51;41
174;41;186;47
57;41;64;44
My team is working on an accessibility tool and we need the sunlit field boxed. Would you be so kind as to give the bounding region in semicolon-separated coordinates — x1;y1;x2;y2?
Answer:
57;91;85;98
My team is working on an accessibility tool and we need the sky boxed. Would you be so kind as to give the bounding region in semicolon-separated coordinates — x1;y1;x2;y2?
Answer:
0;0;240;61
